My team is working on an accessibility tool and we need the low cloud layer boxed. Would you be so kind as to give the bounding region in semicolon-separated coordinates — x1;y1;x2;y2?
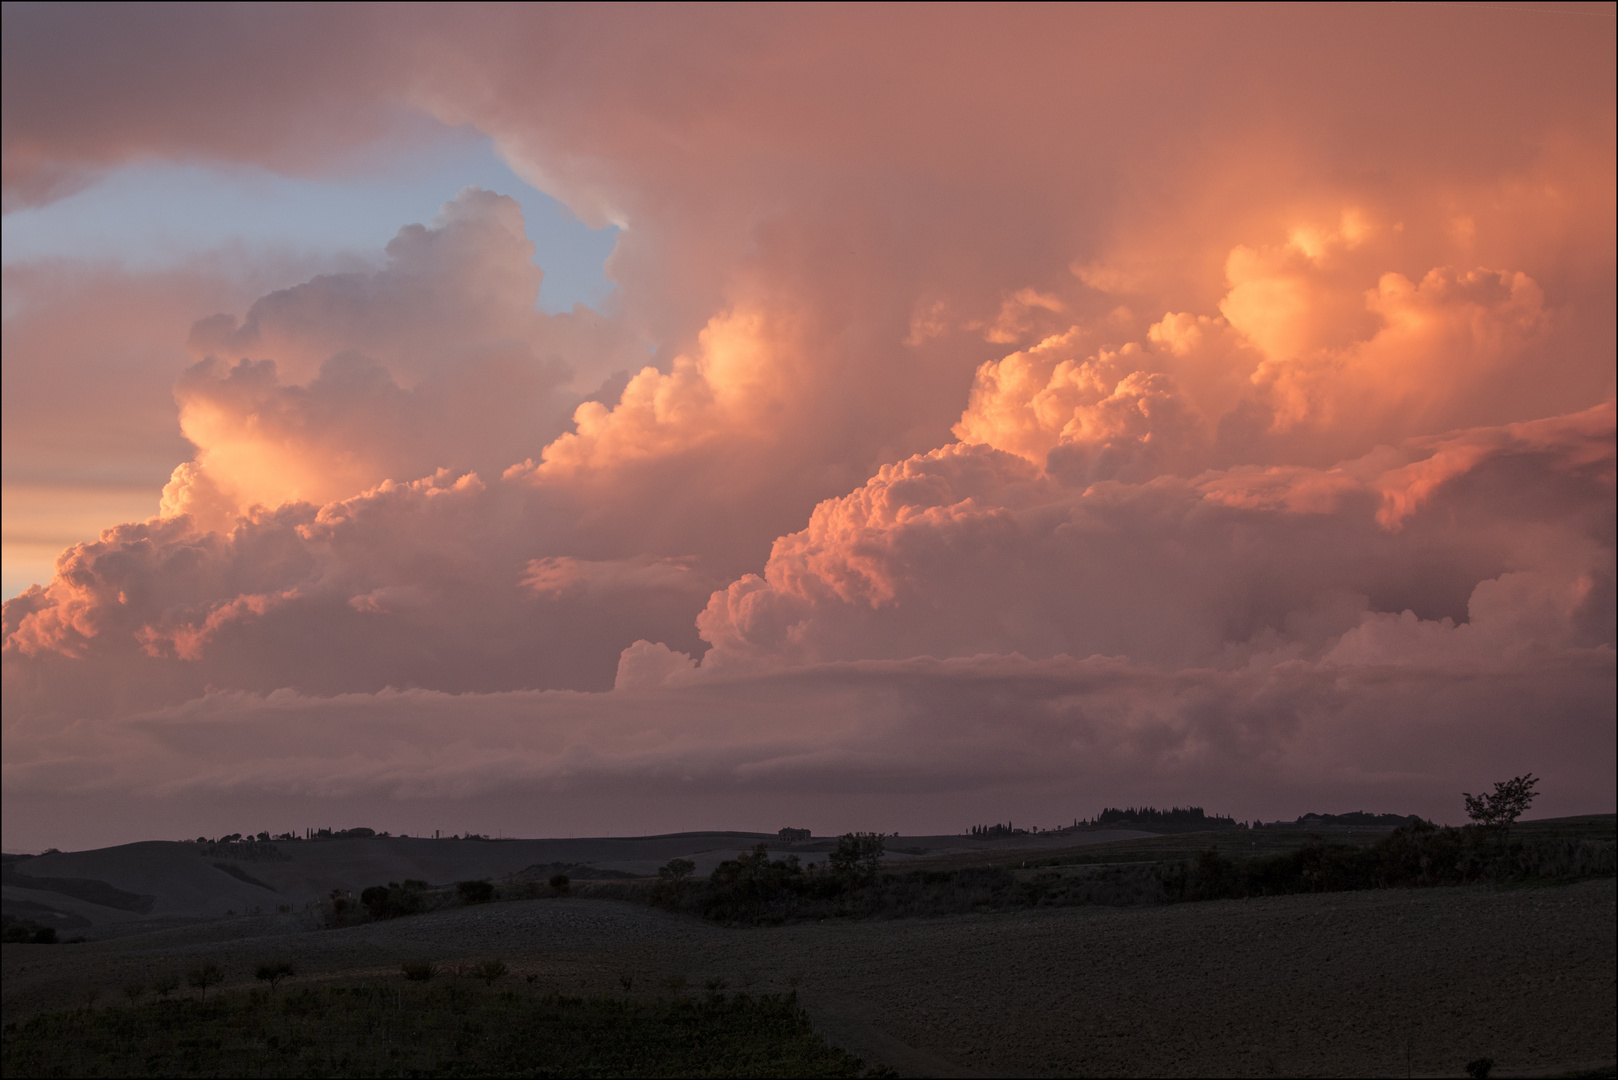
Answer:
7;648;1611;843
3;5;1613;849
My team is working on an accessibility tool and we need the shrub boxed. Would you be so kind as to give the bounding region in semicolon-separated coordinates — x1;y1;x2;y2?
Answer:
359;885;390;918
360;880;425;920
827;833;885;887
0;917;59;944
549;874;570;894
703;845;810;920
658;858;696;882
472;959;508;986
457;880;494;904
401;961;437;982
627;813;1614;928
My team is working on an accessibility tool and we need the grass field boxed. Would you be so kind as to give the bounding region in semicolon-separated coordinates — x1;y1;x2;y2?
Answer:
4;878;1613;1076
549;816;1616;926
0;982;869;1078
901;814;1618;873
4;818;1613;1076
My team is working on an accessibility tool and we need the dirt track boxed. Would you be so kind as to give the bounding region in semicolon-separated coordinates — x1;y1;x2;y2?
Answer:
4;878;1614;1077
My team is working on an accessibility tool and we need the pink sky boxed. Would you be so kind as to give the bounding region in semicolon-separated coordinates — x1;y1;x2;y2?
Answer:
3;3;1614;851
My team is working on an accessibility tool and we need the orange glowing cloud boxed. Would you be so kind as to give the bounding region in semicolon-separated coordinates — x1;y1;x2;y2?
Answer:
2;4;1613;847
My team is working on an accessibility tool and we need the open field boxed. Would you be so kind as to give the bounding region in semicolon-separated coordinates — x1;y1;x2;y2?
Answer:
5;818;1614;1075
12;817;1609;938
4;875;1613;1077
2;985;864;1078
1;828;1160;934
899;815;1618;874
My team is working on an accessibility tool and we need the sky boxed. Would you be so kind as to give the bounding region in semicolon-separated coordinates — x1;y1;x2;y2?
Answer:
2;2;1614;852
2;129;618;599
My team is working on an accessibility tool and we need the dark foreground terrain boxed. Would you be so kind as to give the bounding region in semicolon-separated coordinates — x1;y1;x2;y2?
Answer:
2;984;863;1078
4;875;1614;1077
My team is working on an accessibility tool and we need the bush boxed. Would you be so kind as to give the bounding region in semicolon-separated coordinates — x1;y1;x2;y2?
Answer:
827;833;885;887
359;885;389;917
472;959;509;986
549;874;570;895
1;917;58;944
401;961;437;982
633;817;1614;927
1168;819;1615;903
360;880;426;920
457;880;494;905
701;845;820;921
658;858;696;882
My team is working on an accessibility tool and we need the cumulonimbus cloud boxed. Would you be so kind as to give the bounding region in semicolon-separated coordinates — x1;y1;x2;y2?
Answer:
695;404;1614;673
3;6;1613;847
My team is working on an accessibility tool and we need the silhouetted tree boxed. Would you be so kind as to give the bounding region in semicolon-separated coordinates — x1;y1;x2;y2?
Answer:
827;832;885;887
658;859;696;882
186;962;223;1001
1464;774;1538;838
360;886;391;919
254;960;295;991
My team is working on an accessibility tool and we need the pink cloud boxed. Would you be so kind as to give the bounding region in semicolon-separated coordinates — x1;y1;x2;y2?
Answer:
697;406;1614;673
4;649;1610;846
162;189;642;522
3;6;1613;846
